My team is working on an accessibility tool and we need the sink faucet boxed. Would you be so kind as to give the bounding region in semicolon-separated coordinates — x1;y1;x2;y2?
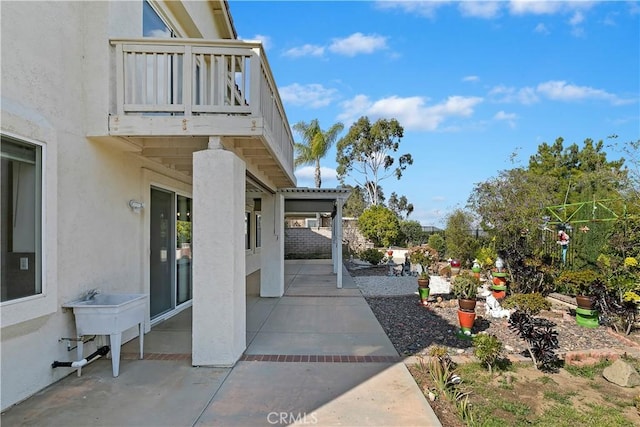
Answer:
84;288;100;301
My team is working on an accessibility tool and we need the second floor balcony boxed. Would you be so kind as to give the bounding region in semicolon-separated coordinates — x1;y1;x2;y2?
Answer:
107;38;295;187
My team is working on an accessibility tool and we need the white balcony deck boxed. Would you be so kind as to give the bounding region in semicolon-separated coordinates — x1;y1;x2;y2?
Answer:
107;38;295;186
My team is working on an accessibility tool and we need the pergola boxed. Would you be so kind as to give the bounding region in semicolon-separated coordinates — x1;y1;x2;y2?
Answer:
278;187;352;288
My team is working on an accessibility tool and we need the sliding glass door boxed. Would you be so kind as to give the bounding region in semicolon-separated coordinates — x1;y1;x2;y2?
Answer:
150;187;192;319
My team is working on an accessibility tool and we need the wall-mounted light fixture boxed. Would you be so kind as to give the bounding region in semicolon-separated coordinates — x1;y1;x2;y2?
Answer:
128;200;145;213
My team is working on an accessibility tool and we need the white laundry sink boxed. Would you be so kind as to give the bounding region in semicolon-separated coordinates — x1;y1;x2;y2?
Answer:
63;293;148;377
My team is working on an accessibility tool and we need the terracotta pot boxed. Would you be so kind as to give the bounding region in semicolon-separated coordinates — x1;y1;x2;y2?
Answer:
492;289;506;299
575;295;595;310
417;278;430;288
457;309;476;330
492;276;507;286
458;298;477;312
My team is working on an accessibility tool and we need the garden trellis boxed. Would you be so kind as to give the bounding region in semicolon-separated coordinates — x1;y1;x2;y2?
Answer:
537;198;636;268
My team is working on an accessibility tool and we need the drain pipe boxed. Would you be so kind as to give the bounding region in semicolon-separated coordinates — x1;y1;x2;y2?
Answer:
52;346;110;369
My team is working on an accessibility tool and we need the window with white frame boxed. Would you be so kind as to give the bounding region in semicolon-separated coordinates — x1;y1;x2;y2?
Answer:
1;135;43;302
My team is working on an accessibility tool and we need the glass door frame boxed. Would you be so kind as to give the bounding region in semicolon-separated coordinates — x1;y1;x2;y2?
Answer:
149;184;193;323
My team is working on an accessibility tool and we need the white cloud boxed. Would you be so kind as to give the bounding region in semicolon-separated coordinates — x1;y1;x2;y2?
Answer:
458;1;502;19
569;10;585;26
462;75;480;82
283;44;325;58
534;23;550;34
508;1;565;15
294;166;338;186
536;80;633;105
279;83;339;108
494;110;518;128
489;85;539;105
337;94;483;131
244;34;272;50
374;0;448;19
328;33;388;56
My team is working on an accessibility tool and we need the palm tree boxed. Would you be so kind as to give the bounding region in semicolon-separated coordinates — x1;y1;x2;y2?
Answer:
293;119;344;188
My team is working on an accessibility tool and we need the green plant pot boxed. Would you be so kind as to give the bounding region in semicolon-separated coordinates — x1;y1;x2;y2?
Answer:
491;271;508;278
575;307;599;328
418;286;430;305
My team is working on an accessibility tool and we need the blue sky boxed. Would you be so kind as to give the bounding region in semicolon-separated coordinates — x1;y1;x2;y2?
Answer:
230;1;640;227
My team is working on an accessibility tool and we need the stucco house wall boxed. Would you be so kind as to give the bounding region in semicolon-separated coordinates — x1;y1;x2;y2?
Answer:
0;1;259;410
0;1;171;409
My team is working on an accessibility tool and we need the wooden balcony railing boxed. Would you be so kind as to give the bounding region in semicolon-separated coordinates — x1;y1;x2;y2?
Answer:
110;38;294;174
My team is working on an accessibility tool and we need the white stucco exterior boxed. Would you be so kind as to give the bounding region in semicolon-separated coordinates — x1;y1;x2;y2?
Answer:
1;0;350;411
0;0;291;410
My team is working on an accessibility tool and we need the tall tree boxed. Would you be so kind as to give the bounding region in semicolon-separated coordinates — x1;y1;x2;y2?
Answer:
388;192;414;219
445;209;479;264
343;185;367;218
336;116;413;205
293;119;344;188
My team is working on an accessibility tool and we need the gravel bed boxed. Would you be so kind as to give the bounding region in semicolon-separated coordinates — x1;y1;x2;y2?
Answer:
354;275;450;296
347;263;640;358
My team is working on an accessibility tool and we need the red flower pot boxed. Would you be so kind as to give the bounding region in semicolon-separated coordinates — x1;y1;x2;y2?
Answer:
492;276;507;286
492;289;506;299
457;309;476;330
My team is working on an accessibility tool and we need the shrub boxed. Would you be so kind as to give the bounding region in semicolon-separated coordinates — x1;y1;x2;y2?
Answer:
359;248;384;265
502;293;551;315
555;269;603;295
472;334;503;374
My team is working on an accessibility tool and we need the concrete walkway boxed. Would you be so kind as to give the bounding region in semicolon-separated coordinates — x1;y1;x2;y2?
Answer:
1;260;441;427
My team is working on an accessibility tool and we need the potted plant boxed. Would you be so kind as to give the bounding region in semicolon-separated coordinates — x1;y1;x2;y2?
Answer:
452;273;480;338
452;273;480;311
408;244;438;284
408;244;438;305
556;269;601;309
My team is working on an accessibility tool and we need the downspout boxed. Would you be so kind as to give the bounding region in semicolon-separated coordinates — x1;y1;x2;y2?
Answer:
52;346;110;369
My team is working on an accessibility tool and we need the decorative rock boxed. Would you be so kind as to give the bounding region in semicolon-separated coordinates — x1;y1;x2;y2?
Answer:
602;360;640;387
428;391;436;401
505;345;515;352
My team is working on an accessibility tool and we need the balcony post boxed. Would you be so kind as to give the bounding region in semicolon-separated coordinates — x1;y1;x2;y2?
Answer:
192;139;246;366
183;45;192;116
249;48;262;117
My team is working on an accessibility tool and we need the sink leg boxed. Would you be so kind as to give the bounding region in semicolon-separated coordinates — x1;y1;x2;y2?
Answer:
139;322;144;360
76;338;84;377
109;333;122;377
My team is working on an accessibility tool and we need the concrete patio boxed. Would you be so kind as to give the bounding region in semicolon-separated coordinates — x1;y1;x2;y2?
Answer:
1;260;441;426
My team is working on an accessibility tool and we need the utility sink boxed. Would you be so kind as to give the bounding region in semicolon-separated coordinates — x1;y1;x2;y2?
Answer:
63;293;148;377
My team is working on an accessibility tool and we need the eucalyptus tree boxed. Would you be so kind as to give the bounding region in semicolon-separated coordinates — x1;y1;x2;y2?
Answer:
293;119;344;188
336;116;413;205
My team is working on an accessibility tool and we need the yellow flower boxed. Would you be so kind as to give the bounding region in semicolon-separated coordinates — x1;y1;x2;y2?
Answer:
623;291;640;302
624;257;638;268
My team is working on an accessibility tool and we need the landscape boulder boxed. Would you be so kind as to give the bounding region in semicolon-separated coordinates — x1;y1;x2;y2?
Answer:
602;359;640;387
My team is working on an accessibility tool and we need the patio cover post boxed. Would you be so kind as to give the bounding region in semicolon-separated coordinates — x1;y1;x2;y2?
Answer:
260;192;284;297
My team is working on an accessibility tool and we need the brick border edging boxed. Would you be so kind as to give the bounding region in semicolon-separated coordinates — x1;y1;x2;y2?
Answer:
121;353;191;361
240;354;401;363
